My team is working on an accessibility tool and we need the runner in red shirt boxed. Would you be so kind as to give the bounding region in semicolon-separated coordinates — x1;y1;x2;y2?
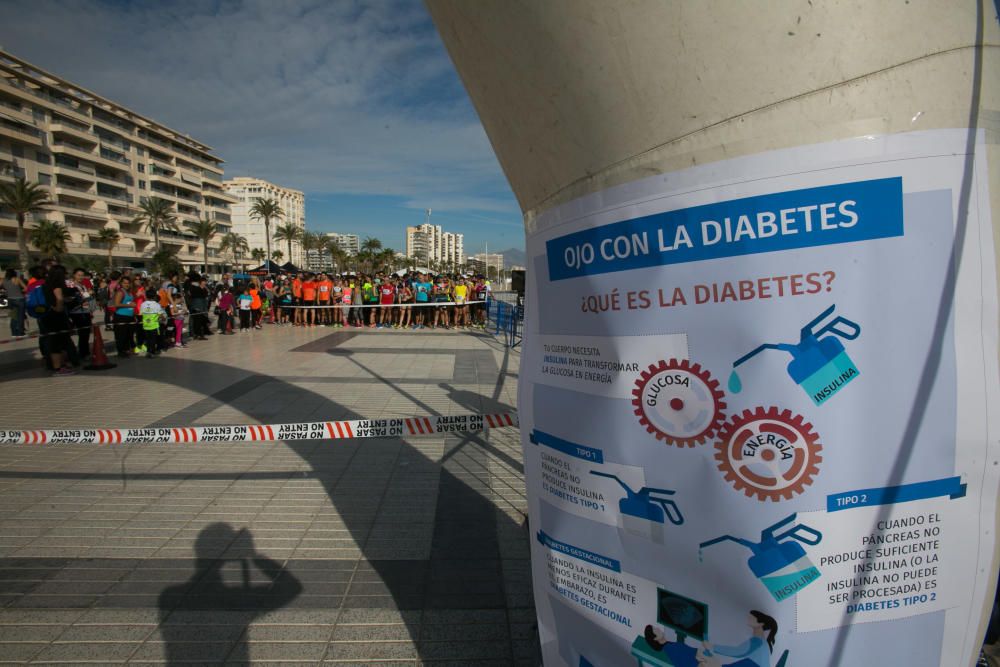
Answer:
378;280;396;329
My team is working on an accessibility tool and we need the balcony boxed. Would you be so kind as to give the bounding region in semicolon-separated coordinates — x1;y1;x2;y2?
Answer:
93;171;130;187
0;121;42;146
0;100;35;125
209;189;240;204
99;147;131;166
149;171;186;189
52;164;96;182
53;185;98;202
178;170;202;186
52;142;130;172
50;123;98;145
0;79;92;125
51;201;106;220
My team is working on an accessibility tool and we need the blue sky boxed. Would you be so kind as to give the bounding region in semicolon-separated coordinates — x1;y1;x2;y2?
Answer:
0;0;525;253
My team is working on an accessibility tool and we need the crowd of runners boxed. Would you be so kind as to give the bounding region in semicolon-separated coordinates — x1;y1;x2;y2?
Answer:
3;263;495;376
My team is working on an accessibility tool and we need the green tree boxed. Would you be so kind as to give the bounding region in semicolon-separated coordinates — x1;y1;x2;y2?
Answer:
361;236;382;254
96;226;121;270
251;247;266;264
152;247;182;276
324;240;347;273
132;197;177;252
249;197;283;265
187;217;218;275
300;231;323;270
271;249;284;263
272;222;301;265
377;248;397;272
29;219;71;261
220;232;249;270
0;177;50;272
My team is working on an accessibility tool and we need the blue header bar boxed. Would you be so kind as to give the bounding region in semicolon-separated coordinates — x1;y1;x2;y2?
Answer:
530;429;604;464
827;476;966;512
546;177;904;281
537;530;621;572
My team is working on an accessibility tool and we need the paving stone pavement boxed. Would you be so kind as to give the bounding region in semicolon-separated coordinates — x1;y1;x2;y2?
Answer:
0;324;535;665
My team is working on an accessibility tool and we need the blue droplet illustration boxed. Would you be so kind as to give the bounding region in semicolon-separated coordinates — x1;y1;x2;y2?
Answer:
727;370;742;394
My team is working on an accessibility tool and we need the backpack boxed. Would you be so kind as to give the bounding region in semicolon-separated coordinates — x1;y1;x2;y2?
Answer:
26;285;49;318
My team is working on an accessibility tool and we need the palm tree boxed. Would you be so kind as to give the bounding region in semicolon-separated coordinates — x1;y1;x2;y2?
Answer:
132;196;177;252
96;226;121;270
361;236;382;254
220;231;249;271
187;217;218;275
29;220;71;261
300;231;324;270
271;249;284;263
377;248;397;272
0;177;50;272
273;222;301;265
251;247;266;264
249;197;283;265
325;241;347;273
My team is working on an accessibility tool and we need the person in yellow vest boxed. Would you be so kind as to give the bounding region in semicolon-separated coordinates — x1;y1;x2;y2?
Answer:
138;298;166;358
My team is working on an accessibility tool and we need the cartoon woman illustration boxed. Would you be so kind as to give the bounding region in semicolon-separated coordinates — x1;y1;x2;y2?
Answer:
697;610;778;667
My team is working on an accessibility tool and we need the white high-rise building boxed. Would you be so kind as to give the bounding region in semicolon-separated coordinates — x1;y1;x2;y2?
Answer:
326;232;359;256
223;177;305;265
405;223;464;268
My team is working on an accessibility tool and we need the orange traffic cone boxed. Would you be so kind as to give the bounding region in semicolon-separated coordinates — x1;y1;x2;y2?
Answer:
85;323;117;370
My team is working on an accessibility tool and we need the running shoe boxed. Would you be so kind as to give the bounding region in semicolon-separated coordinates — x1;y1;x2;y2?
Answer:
52;366;77;377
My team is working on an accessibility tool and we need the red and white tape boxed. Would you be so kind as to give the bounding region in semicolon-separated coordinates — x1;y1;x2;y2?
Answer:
0;412;518;445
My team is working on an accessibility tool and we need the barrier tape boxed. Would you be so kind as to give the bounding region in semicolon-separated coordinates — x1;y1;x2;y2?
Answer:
0;411;519;445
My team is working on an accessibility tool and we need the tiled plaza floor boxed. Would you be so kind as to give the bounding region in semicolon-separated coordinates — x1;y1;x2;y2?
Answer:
0;323;534;665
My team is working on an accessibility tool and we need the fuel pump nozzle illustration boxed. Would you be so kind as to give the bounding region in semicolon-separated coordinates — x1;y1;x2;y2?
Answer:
699;513;822;602
589;471;683;544
729;304;861;406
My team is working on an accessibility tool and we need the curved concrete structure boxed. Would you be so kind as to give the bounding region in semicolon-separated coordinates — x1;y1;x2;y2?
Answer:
427;1;999;664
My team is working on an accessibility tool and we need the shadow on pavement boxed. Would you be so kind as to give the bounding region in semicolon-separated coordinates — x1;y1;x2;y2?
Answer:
158;524;301;664
1;331;535;664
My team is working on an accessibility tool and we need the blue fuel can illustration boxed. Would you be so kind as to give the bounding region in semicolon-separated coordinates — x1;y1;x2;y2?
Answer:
699;514;822;602
590;471;683;544
729;304;861;406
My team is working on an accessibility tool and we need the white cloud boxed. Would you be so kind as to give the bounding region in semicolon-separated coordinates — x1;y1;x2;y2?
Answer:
0;0;517;216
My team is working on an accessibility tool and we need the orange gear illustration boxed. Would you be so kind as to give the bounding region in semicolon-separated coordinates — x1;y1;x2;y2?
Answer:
632;359;727;447
714;406;822;502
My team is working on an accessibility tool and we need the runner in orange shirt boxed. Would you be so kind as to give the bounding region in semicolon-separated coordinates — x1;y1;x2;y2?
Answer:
301;273;318;327
316;273;333;325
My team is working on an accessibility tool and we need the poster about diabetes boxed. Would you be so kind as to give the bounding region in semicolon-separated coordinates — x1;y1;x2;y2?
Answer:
519;130;1000;667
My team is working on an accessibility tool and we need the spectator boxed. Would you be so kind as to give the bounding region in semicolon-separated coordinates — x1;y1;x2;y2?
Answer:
3;268;27;338
41;265;75;376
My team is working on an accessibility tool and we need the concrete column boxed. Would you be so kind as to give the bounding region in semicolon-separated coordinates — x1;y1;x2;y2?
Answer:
427;0;999;663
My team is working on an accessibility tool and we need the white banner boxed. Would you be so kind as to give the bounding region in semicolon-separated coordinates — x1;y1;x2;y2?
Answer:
520;130;999;667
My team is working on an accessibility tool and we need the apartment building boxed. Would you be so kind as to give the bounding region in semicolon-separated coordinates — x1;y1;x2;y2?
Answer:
222;177;305;266
405;223;464;268
326;232;359;256
468;252;504;276
0;50;237;271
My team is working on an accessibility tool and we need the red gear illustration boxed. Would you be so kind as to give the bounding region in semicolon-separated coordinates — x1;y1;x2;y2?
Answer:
714;407;822;502
632;359;726;447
